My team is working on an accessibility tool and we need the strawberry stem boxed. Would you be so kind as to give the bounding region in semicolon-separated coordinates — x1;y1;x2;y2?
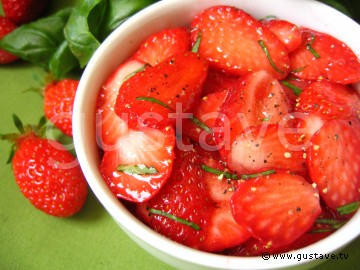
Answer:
148;208;201;231
13;114;25;133
258;40;284;74
116;164;158;175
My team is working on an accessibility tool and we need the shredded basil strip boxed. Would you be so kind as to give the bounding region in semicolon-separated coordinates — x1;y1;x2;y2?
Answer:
136;96;173;110
337;201;360;215
315;218;346;229
123;64;149;82
149;208;201;231
291;66;307;73
190;116;212;133
258;40;284;74
281;80;302;96
306;34;321;59
308;228;334;234
201;164;238;180
116;164;158;175
191;30;202;53
241;169;276;179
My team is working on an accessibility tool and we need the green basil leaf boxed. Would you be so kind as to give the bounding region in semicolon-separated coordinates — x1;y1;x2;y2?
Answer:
49;41;79;79
0;8;72;69
101;0;159;39
116;164;158;175
64;0;107;68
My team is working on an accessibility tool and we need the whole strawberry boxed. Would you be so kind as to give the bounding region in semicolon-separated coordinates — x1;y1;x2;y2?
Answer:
1;0;49;24
1;115;88;217
44;78;79;137
0;16;18;64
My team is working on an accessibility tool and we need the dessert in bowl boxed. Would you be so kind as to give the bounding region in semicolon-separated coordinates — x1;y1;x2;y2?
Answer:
73;0;360;269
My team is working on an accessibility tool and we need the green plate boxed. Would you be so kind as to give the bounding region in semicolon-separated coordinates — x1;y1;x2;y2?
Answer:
1;1;359;270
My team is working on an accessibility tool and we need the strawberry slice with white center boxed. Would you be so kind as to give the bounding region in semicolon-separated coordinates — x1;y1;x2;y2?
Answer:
190;6;290;79
136;143;250;251
307;118;360;210
214;70;292;157
99;126;175;202
182;89;228;148
201;156;251;251
295;80;360;120
230;172;321;248
228;124;307;175
115;51;208;130
132;26;191;66
96;59;145;148
290;28;360;84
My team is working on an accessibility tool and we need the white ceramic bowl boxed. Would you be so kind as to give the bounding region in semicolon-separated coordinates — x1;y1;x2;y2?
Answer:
73;0;360;269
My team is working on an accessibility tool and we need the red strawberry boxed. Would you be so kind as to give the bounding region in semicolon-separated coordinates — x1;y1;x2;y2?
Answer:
214;70;292;154
1;0;49;24
96;59;145;148
295;80;360;120
136;143;250;252
115;51;208;130
44;78;79;137
190;6;290;79
132;26;191;66
230;172;321;248
289;28;360;84
99;126;176;202
0;16;18;64
227;205;342;256
280;77;312;107
261;18;302;52
182;89;228;148
226;124;307;175
1;115;88;217
307;118;360;210
201;69;239;96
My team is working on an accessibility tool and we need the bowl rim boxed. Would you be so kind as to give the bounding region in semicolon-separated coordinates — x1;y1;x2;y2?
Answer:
73;0;360;269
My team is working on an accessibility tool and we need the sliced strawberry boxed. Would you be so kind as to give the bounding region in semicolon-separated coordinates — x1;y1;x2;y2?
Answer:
289;28;360;84
295;80;360;120
280;77;312;107
307;118;360;210
230;172;321;248
96;59;145;148
214;70;292;154
182;90;228;148
99;126;176;202
227;124;307;175
132;26;191;66
115;51;208;130
201;69;239;96
227;204;344;256
136;143;250;252
190;6;290;79
261;18;302;53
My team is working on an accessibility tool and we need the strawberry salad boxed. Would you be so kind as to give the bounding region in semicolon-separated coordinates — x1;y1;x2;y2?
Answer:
95;5;360;255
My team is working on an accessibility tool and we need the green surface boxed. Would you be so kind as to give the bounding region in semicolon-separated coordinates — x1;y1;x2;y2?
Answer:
1;1;360;270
